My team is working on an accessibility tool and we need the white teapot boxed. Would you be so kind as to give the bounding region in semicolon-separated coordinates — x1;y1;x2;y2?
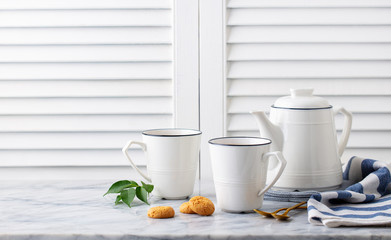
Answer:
251;89;352;191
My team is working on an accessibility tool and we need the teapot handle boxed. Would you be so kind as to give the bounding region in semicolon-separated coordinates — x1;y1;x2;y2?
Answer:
333;106;352;157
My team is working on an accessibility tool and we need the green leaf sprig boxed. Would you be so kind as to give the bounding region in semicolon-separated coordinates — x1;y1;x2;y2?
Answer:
104;180;154;207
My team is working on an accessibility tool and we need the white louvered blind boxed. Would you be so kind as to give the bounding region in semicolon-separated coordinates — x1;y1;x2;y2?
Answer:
225;0;391;162
0;0;175;168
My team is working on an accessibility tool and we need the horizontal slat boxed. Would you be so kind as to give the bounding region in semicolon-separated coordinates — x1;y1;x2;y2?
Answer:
335;113;391;130
228;26;391;43
306;96;391;113
228;8;391;26
0;27;171;45
228;61;391;78
228;43;391;61
0;132;142;149
0;45;172;62
227;130;391;148
228;96;391;113
227;0;391;8
0;97;172;114
0;0;171;10
0;150;145;166
0;166;146;180
0;115;172;132
0;63;171;80
343;148;391;162
0;80;171;97
227;79;391;96
0;10;171;27
341;131;391;148
228;113;391;131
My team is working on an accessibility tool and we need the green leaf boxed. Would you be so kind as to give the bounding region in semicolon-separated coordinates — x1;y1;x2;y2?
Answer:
120;188;136;207
128;181;139;187
136;186;149;205
103;180;138;196
104;179;153;208
141;181;154;193
115;195;122;205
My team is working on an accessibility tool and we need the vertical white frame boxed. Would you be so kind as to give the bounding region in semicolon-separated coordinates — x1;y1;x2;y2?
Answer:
200;0;226;180
173;0;199;129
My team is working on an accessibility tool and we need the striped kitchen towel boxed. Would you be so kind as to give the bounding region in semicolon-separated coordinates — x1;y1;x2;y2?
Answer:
308;156;391;227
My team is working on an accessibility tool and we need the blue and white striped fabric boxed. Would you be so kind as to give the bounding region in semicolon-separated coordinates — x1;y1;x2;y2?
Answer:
308;156;391;227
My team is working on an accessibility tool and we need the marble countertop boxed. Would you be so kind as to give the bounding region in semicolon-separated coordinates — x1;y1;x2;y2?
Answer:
2;180;391;240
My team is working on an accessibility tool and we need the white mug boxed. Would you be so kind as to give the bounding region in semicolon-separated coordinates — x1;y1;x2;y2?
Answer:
122;128;201;199
209;137;287;212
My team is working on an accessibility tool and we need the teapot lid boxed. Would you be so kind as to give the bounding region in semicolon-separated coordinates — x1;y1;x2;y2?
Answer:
273;89;331;109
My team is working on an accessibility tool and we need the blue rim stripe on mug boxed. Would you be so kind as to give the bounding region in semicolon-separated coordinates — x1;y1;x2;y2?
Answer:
208;136;272;146
142;128;202;137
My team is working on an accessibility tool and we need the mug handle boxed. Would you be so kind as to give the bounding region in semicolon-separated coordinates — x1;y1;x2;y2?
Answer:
333;106;353;157
122;140;152;183
257;151;287;197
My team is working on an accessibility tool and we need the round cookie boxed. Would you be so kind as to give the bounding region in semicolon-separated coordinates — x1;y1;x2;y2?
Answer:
147;206;175;219
189;196;215;216
179;202;196;214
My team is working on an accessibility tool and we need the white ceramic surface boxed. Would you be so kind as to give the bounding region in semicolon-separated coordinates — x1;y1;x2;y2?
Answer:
122;128;201;199
251;89;353;191
209;137;286;212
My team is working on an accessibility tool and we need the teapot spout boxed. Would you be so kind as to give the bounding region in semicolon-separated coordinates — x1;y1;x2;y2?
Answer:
250;111;284;151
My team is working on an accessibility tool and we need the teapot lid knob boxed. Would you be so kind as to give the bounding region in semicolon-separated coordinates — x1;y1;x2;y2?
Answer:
290;88;314;98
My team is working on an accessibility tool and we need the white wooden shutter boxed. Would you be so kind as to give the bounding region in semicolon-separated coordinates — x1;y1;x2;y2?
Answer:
0;0;199;173
225;0;391;162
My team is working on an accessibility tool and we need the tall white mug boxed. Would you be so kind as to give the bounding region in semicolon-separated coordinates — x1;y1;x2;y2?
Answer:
122;128;201;199
209;137;287;212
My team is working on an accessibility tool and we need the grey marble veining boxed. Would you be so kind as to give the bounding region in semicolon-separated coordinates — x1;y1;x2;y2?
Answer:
1;180;391;240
